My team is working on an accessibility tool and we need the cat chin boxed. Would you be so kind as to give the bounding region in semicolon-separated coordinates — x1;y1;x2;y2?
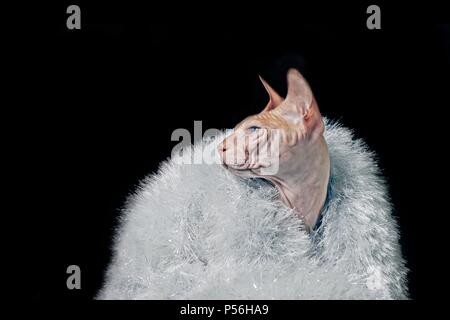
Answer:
223;165;254;177
225;166;268;179
227;168;254;177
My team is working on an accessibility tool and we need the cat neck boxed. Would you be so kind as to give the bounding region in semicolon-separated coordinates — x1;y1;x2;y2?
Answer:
269;137;330;232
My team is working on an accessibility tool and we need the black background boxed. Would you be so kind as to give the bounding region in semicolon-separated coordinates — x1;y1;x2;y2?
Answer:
12;1;450;302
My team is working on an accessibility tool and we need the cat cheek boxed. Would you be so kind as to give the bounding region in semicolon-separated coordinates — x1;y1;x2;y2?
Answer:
256;155;272;170
248;137;259;153
248;135;258;146
249;151;259;168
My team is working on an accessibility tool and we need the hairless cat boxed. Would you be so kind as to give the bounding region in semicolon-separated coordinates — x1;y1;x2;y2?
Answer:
219;69;330;230
98;69;408;300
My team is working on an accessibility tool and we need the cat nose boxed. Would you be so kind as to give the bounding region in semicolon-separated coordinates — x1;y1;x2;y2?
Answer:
218;143;226;166
218;142;227;153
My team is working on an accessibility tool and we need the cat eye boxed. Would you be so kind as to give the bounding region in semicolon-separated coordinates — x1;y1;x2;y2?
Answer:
247;126;261;132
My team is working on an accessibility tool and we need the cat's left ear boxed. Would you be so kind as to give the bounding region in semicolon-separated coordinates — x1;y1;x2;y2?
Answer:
259;76;284;112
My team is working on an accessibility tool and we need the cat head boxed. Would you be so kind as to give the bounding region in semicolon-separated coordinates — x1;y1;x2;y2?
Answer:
218;68;325;178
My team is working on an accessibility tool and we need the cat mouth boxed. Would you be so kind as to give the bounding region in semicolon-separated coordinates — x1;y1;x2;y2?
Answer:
222;163;263;178
222;164;277;190
222;163;248;172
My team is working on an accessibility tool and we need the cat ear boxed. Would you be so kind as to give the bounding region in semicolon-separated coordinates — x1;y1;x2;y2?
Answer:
283;69;323;135
285;69;314;116
259;75;284;112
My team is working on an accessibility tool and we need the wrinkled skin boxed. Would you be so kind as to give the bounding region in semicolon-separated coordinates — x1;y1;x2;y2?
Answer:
218;69;330;230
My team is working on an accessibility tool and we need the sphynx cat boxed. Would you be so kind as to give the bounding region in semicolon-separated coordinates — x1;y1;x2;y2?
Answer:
218;69;330;231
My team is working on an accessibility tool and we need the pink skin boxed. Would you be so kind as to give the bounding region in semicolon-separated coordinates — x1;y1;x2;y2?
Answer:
218;69;330;231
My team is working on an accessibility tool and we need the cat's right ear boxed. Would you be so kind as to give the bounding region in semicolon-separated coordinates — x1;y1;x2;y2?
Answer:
259;76;284;112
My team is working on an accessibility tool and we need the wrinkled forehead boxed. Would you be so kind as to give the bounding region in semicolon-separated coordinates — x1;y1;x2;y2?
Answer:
234;110;291;131
235;110;278;129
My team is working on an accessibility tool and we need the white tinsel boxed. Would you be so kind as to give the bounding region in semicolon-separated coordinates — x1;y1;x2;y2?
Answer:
97;119;408;300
